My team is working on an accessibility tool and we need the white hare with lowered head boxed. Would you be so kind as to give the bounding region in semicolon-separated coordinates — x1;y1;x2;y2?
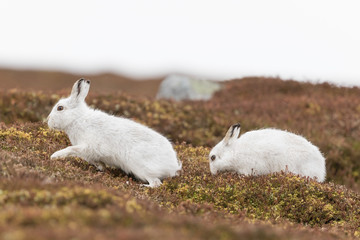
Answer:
47;78;181;187
209;123;326;182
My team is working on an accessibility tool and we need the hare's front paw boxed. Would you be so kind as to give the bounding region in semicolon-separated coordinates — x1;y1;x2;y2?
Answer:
51;151;64;159
50;145;84;160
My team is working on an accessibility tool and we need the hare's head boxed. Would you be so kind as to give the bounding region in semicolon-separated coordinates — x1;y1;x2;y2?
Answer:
47;78;91;131
209;123;241;174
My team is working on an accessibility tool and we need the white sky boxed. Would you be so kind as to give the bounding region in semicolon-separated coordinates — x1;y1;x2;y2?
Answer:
0;0;359;86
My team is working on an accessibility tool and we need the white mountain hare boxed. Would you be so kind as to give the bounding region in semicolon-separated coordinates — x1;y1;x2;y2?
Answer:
47;78;181;187
209;123;326;182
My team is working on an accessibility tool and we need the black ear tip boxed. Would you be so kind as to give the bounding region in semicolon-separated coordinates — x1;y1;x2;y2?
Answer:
229;123;241;137
77;78;90;84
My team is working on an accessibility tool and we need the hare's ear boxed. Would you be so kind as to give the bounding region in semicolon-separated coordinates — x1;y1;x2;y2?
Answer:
70;78;91;103
223;123;241;145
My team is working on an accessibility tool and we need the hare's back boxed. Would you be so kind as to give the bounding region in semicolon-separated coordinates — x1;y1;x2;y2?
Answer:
239;129;318;153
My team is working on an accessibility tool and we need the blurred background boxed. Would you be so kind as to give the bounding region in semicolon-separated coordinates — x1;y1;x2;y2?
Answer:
0;0;359;95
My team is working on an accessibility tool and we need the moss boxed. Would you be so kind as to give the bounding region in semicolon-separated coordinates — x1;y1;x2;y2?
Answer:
0;187;122;209
0;127;32;141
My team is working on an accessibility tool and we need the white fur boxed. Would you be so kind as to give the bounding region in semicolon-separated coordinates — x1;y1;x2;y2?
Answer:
47;78;181;187
209;124;326;182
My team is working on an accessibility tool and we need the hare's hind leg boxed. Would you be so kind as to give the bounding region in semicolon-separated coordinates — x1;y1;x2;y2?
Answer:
50;145;86;160
142;178;162;188
93;161;106;172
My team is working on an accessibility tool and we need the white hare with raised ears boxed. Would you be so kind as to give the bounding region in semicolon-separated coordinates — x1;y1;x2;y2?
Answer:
209;123;326;182
47;78;182;187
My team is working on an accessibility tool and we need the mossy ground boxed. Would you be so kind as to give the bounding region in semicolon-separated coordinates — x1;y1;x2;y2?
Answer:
1;78;360;239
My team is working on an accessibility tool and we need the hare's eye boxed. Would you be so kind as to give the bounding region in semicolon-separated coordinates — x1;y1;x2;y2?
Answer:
211;155;216;161
57;106;64;111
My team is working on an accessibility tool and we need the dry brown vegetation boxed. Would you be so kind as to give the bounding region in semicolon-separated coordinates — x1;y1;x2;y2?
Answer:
0;68;162;96
1;76;360;239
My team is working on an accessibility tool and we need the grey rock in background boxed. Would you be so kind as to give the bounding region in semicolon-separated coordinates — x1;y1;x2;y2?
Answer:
156;74;221;101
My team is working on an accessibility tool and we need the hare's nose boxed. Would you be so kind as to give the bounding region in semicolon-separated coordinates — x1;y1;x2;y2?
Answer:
86;80;90;84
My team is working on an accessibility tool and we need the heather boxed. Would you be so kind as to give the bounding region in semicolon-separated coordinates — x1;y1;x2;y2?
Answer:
1;77;360;239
